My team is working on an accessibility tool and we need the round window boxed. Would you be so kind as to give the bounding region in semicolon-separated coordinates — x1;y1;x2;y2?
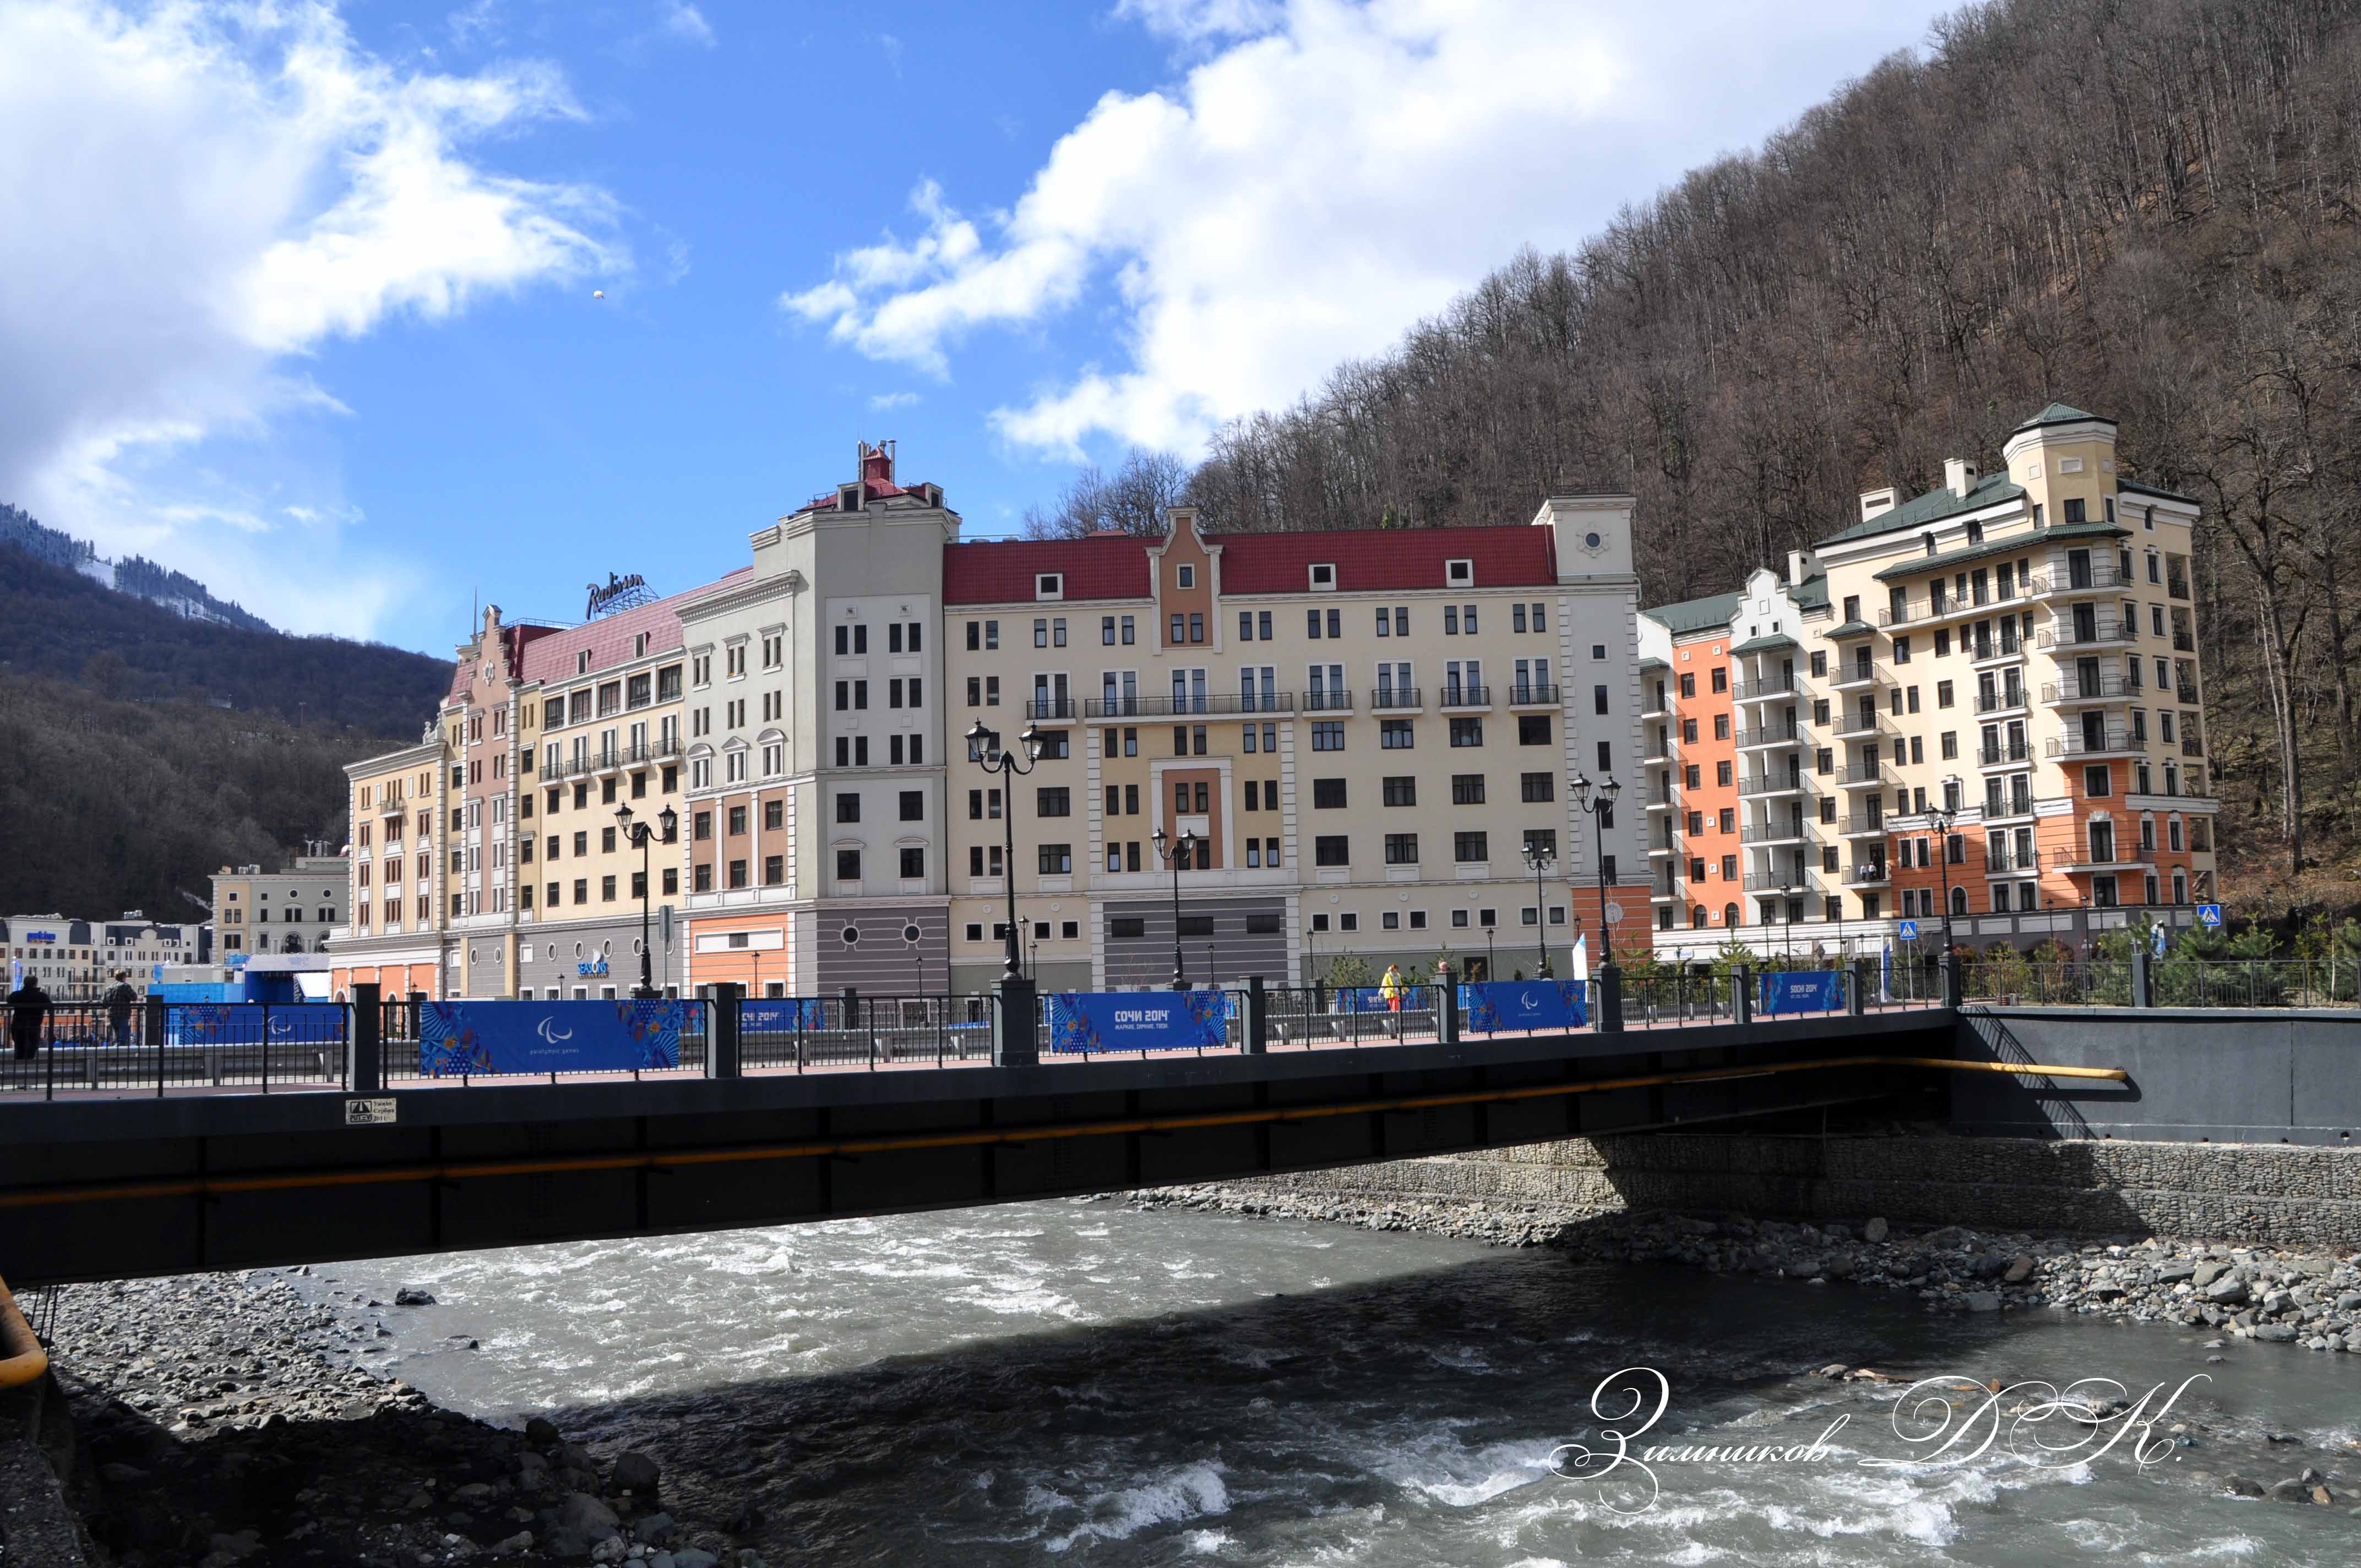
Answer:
1585;531;1602;548
842;925;861;945
902;923;922;944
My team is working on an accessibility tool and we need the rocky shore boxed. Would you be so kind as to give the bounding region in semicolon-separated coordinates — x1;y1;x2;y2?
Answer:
40;1272;772;1567
1133;1184;2361;1346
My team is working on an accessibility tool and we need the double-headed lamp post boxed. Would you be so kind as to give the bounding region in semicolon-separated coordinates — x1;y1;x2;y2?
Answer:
613;800;680;999
1150;826;1203;990
1522;837;1556;978
965;718;1043;982
1569;772;1623;967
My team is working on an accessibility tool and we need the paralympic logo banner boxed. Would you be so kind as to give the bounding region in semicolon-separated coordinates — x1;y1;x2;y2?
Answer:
168;1004;349;1047
1760;970;1841;1016
419;999;685;1077
1045;991;1228;1053
1460;980;1589;1034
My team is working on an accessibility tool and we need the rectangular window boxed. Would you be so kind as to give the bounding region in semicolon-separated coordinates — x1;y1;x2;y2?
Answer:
836;793;860;824
835;848;861;881
1454;831;1488;863
1449;717;1483;747
1314;835;1350;867
1384;833;1419;864
1038;787;1071;816
1313;777;1347;809
1038;843;1073;874
1521;771;1553;802
1383;775;1417;807
1381;719;1415;749
1451;773;1486;805
900;790;923;821
1517;715;1551;745
1312;721;1345;751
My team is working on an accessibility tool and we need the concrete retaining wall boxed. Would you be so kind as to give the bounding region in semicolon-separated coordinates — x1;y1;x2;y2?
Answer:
1242;1132;2361;1249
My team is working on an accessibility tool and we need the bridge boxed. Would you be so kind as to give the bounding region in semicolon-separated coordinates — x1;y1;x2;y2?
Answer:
0;971;2027;1283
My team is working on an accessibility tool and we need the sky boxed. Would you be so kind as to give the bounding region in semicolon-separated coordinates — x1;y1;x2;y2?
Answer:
0;0;1959;656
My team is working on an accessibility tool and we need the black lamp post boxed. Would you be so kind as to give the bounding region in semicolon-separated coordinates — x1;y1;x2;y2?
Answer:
1570;772;1623;967
1150;826;1202;990
613;799;679;999
965;718;1042;982
1929;774;1963;968
1522;837;1556;978
1482;915;1496;983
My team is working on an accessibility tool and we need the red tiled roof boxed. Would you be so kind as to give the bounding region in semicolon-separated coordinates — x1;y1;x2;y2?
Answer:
941;524;1558;605
942;536;1154;606
444;570;752;702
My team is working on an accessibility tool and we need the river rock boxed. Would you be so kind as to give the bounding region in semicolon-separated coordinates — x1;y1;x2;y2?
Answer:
670;1552;720;1568
614;1450;662;1496
2193;1262;2228;1287
1862;1217;1888;1243
393;1287;436;1306
2003;1255;2036;1284
2225;1476;2266;1497
1963;1291;2002;1313
526;1416;563;1447
2204;1276;2249;1305
635;1510;677;1544
2252;1325;2299;1343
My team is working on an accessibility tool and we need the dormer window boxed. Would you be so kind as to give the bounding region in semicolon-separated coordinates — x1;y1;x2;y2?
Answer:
839;484;862;511
1308;563;1336;591
1035;573;1064;601
577;650;590;675
1176;565;1195;589
1965;521;1983;544
1922;534;1937;557
1445;558;1475;587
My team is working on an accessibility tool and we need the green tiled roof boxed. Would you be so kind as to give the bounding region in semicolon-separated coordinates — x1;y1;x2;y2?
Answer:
1871;520;2126;581
2014;401;2113;431
1790;573;1830;611
1728;632;1798;656
2118;477;2197;506
1823;619;1875;640
1642;590;1740;636
1815;471;2027;548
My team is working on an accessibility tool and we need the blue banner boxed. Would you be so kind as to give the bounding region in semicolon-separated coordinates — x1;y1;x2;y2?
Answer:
1761;970;1841;1015
1045;991;1228;1053
739;998;826;1032
167;1004;349;1047
419;999;685;1076
1459;981;1588;1034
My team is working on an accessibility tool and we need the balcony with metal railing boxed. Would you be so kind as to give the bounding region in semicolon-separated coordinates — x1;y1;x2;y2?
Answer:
1738;773;1807;798
1733;677;1792;700
1829;662;1883;692
1027;696;1080;720
1984;848;2041;874
2041;674;2124;704
1835;764;1889;788
1743;870;1813;892
1977;687;2031;714
1740;822;1809;845
1831;710;1887;738
2038;621;2136;650
1368;687;1423;713
1842;862;1891;886
2052;843;2156;873
1644;782;1677;810
1736;722;1808;750
1648;831;1680;857
2167;575;2190;601
1968;635;2026;663
1505;682;1560;708
1977;741;2032;767
2030;563;2130;596
1083;692;1300;718
2173;631;2195;652
1838;814;1887;838
2046;729;2141;759
2180;735;2205;758
1302;689;1355;714
1437;683;1493;712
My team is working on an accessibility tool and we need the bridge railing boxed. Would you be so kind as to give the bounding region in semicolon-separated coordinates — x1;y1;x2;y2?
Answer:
0;1002;352;1098
736;994;995;1071
1265;986;1443;1049
1961;957;2361;1009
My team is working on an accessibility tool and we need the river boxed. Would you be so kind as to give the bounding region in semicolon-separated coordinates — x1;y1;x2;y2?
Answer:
284;1200;2359;1564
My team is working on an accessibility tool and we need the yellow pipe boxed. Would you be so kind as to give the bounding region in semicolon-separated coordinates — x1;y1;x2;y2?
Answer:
0;1273;48;1390
0;1054;2121;1213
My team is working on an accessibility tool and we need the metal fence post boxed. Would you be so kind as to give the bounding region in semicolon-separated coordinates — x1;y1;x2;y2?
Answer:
142;993;164;1048
1599;962;1623;1033
2129;946;2152;1008
1245;974;1268;1055
1438;967;1460;1047
1940;953;1962;1009
1731;965;1754;1025
1849;959;1869;1016
352;983;382;1093
711;982;742;1080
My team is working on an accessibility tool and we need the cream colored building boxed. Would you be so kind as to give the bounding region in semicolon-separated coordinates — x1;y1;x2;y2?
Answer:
213;854;347;958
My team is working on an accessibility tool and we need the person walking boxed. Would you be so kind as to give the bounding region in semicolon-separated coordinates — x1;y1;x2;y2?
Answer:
1379;962;1404;1037
9;973;51;1060
104;970;139;1049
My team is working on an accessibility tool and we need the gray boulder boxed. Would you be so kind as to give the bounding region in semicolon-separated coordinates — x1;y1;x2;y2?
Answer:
613;1450;661;1496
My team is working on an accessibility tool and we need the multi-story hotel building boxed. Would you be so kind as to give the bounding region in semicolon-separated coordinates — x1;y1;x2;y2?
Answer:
211;854;347;956
5;914;205;999
330;443;1652;997
1644;404;2217;961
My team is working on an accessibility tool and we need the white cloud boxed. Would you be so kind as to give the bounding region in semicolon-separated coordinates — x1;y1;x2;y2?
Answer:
658;1;715;49
0;0;621;636
787;0;1944;458
868;391;922;410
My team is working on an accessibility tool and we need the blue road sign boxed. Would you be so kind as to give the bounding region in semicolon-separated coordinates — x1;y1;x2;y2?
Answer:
2196;903;2223;928
1897;919;1919;941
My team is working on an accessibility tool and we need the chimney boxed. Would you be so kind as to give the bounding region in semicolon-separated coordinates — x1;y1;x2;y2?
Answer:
1858;487;1901;522
1944;458;1979;498
1786;549;1811;588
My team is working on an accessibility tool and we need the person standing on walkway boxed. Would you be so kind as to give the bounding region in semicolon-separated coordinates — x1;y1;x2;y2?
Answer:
9;974;51;1059
1380;962;1404;1037
104;970;139;1049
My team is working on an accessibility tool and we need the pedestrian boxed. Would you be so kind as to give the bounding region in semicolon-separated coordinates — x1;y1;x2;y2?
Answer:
8;973;51;1060
104;970;138;1049
1380;962;1403;1037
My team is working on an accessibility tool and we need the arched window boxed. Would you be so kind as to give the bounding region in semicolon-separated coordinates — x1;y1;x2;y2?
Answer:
282;934;304;954
1722;902;1740;929
1690;905;1707;929
1950;885;1968;916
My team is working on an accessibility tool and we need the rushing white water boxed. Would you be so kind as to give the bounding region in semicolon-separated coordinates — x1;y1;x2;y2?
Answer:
285;1201;2361;1564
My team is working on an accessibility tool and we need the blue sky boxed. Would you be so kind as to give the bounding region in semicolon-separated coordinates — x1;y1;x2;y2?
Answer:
0;1;1956;655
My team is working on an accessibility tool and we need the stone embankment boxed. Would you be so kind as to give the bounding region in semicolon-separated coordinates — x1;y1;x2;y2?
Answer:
1134;1188;2361;1347
36;1272;771;1567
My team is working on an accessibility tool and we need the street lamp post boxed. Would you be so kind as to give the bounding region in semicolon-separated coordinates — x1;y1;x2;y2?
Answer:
1482;917;1495;983
1150;827;1203;990
1521;838;1556;978
1929;774;1963;975
1570;773;1623;967
613;801;679;999
965;718;1043;982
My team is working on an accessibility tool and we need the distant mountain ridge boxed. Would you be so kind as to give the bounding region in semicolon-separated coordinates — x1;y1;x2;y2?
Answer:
1;501;272;632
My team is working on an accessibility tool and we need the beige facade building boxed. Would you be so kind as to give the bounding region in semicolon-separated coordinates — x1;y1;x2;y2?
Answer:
212;854;346;957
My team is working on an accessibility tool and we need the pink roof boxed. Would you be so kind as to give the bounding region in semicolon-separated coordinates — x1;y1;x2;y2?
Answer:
444;569;752;702
940;525;1557;606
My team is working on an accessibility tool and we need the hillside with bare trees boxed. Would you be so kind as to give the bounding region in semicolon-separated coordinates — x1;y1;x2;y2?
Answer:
1044;0;2361;909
